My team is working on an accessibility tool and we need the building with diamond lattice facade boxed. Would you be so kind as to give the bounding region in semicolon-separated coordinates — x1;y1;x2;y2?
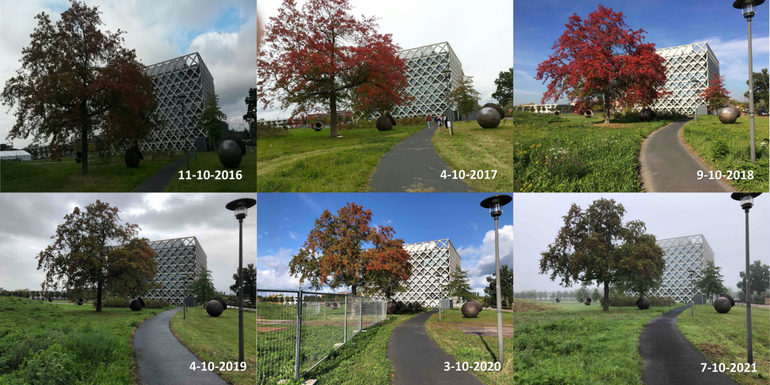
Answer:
392;42;476;121
142;52;216;152
651;234;714;304
145;237;208;305
649;42;719;114
389;239;461;308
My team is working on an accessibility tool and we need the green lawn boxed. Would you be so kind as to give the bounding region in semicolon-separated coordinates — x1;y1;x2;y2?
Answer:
513;111;676;192
165;151;256;192
170;307;256;385
432;120;513;192
677;304;770;385
0;296;174;384
256;125;423;192
426;309;513;384
513;299;679;384
682;115;769;192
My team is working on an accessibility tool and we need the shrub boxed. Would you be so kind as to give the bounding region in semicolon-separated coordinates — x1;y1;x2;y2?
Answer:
15;344;78;385
256;124;289;139
711;138;730;159
144;300;169;309
94;297;129;308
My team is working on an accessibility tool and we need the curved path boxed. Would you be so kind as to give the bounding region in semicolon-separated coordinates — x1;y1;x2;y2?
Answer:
639;304;736;385
640;118;734;192
387;310;483;385
132;155;189;192
368;127;474;192
133;307;226;385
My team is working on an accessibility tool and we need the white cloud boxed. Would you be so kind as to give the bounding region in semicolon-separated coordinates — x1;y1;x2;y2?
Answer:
458;225;513;293
289;231;298;240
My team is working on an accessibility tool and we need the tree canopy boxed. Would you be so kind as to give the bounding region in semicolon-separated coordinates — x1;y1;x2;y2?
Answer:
492;68;513;107
190;268;217;304
745;68;768;111
199;93;227;149
695;261;726;303
535;5;668;124
448;72;482;121
484;264;512;306
737;260;770;302
231;263;257;304
445;269;473;301
701;74;730;112
36;200;157;312
244;87;257;138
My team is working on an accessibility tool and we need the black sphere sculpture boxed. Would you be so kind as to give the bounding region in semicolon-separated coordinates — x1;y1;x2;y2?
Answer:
75;151;83;163
387;301;398;314
469;298;483;312
720;294;735;307
376;115;393;131
218;139;243;168
137;297;146;307
714;297;731;313
324;302;330;307
640;108;656;122
205;300;224;317
555;298;560;303
554;111;560;116
578;297;583;303
637;297;651;310
48;298;53;302
225;135;247;156
213;296;227;311
584;110;593;118
584;298;592;306
129;299;142;311
77;298;84;306
477;107;502;128
313;122;323;131
125;146;142;168
331;302;339;310
461;301;480;318
386;112;397;127
483;103;506;121
718;107;739;124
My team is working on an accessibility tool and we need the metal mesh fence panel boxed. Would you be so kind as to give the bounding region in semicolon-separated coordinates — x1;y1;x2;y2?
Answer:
256;290;297;384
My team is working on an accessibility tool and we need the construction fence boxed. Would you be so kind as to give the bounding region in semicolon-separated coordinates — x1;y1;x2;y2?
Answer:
256;289;387;384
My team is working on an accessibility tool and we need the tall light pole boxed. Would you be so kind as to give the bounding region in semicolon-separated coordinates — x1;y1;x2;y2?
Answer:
480;194;512;364
226;198;257;364
733;0;764;164
731;192;761;364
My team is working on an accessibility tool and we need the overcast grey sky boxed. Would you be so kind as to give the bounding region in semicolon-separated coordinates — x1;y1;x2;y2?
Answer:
0;193;256;294
514;193;770;293
0;0;256;148
256;0;513;121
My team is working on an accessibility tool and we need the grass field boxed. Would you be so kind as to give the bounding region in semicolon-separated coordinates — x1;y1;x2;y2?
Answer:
432;120;513;192
256;125;423;192
426;308;513;384
170;306;256;385
677;304;770;385
0;296;174;384
513;299;679;384
682;115;769;192
165;151;256;192
513;111;675;192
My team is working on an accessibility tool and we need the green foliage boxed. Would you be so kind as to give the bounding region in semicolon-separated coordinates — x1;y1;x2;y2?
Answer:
591;288;601;302
711;138;730;159
190;269;217;304
598;294;676;307
484;264;513;306
737;260;770;303
200;93;227;148
448;72;482;121
244;87;257;137
695;261;727;302
745;68;769;111
231;263;257;304
13;343;78;385
444;269;473;300
492;67;513;106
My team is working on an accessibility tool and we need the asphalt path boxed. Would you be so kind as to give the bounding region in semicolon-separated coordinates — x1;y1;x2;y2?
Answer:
387;310;483;385
640;119;734;192
639;304;736;385
368;127;474;192
132;155;189;192
133;307;226;385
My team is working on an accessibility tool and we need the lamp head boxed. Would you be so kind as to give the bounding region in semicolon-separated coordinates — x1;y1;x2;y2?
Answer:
733;0;764;18
226;198;256;220
730;192;761;210
480;195;512;218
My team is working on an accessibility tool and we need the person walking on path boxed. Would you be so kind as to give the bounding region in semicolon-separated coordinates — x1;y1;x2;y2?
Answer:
441;114;447;128
434;115;439;128
426;114;432;129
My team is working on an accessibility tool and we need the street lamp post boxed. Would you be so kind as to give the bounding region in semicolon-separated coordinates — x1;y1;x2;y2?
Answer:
733;0;764;164
687;270;696;316
731;192;761;364
226;198;257;364
480;194;512;364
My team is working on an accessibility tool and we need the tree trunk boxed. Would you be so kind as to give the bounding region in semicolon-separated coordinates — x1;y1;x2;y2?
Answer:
351;284;356;296
80;124;88;176
96;280;103;312
603;281;609;312
603;96;611;124
329;93;338;137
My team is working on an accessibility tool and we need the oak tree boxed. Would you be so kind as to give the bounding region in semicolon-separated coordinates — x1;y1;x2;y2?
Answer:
614;221;665;298
701;74;730;112
289;203;411;296
258;0;409;137
448;72;482;121
695;261;726;303
1;1;158;175
36;200;157;312
535;5;668;124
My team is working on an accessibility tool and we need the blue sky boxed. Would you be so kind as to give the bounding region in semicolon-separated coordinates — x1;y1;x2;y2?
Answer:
514;0;769;105
256;193;513;294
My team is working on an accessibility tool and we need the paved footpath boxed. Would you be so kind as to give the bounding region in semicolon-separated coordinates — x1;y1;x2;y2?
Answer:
387;310;483;385
133;307;226;385
639;304;736;385
368;127;474;192
640;119;734;192
132;155;188;192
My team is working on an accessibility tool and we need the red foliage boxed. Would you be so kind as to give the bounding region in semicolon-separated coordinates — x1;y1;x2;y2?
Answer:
700;74;730;112
535;5;669;123
257;0;409;137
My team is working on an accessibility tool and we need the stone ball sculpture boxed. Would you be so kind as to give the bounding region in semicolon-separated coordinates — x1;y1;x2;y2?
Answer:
77;298;84;306
48;298;53;302
124;146;142;168
218;139;243;168
556;298;560;303
331;302;339;310
213;296;227;311
585;298;592;306
205;300;224;317
324;302;330;307
714;297;731;313
554;111;560;116
578;297;583;303
137;297;146;307
477;107;502;129
387;301;398;314
469;299;483;312
584;110;593;118
225;135;247;156
719;107;739;124
461;301;481;318
637;297;651;310
75;151;83;163
376;115;393;131
483;103;506;121
640;108;656;122
386;112;397;127
720;294;735;307
313;122;323;132
129;299;142;311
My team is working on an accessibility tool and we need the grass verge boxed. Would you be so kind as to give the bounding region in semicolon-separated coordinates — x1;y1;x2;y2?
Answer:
170;306;256;384
682;115;769;192
513;299;679;384
426;308;513;384
431;120;513;192
513;111;674;192
0;296;174;384
165;151;256;192
677;304;770;385
256;125;423;192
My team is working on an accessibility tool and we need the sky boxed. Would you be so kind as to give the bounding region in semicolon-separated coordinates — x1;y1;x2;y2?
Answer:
256;193;513;294
256;0;514;121
514;193;770;295
0;0;257;148
514;0;770;105
0;193;257;294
